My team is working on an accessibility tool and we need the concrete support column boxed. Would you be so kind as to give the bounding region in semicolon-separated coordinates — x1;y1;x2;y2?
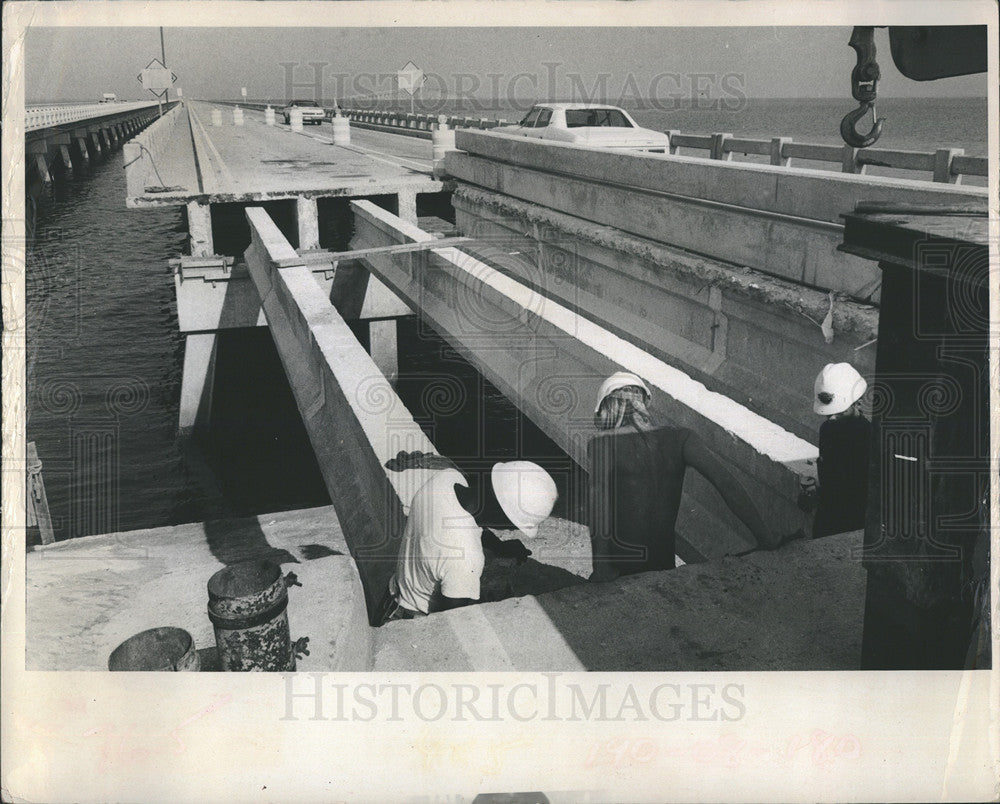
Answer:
59;144;74;176
296;196;320;250
73;137;90;167
178;333;218;435
395;191;418;224
368;319;398;384
187;201;215;257
34;153;52;185
88;131;103;157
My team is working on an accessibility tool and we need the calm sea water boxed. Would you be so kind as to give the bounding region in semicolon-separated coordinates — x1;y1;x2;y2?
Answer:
25;96;989;541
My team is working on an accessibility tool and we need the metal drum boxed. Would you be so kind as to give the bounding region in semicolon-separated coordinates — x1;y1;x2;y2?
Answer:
207;559;304;672
108;627;200;671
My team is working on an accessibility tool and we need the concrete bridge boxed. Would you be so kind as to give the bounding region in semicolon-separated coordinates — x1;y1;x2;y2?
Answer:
25;101;990;671
25;100;168;188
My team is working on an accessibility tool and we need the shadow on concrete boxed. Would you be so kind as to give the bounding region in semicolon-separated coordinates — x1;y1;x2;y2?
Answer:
480;554;586;604
202;513;299;567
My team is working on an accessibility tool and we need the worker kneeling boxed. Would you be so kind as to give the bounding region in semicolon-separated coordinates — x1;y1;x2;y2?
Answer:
381;457;558;624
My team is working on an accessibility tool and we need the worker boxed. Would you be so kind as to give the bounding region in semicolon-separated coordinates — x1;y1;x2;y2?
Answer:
587;372;779;581
379;453;558;623
798;363;871;538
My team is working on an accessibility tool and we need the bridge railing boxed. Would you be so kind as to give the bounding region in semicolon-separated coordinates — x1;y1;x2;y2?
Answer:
25;101;164;132
340;106;508;133
666;131;987;185
339;105;985;184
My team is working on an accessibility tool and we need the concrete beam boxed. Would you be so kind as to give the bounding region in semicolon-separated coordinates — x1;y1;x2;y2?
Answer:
186;201;214;257
447;150;879;298
350;200;816;560
451;185;878;442
177;333;217;435
451;130;986;224
243;206;445;623
447;132;987;299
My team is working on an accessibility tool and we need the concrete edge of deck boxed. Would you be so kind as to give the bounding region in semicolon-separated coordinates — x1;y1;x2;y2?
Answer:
26;505;372;672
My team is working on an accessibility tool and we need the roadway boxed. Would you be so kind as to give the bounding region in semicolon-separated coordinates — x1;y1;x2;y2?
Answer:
126;100;441;207
186;100;435;196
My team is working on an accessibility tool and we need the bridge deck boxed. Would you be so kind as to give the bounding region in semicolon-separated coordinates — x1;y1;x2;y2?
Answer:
128;101;441;207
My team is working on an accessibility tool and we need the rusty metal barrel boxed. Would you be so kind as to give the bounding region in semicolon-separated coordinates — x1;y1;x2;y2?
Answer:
207;559;303;672
108;627;200;671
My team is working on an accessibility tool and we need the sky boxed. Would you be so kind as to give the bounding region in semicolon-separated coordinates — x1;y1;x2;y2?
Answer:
25;25;988;104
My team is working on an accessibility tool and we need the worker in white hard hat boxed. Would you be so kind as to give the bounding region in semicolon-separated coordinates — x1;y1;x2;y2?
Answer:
379;452;558;623
799;363;871;538
588;371;779;581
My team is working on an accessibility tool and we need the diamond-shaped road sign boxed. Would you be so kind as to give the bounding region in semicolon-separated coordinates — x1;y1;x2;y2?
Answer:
137;58;177;95
397;61;424;95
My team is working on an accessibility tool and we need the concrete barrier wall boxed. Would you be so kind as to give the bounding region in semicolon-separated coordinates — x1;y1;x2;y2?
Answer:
123;103;199;203
350;200;816;561
446;131;987;300
243;206;445;624
452;185;878;442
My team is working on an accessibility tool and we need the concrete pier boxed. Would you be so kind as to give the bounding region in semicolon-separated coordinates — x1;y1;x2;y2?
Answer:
177;332;218;435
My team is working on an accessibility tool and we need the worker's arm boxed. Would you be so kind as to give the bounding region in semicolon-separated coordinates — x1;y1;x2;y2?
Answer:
682;432;780;551
438;595;476;611
384;450;459;473
481;529;531;564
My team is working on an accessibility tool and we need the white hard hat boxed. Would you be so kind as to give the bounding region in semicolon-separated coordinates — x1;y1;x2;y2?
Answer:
595;372;650;413
813;363;867;415
491;461;557;539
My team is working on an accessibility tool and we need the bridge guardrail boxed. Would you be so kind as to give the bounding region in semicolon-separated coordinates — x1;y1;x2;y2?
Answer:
340;107;509;133
338;106;984;184
665;130;985;184
25;101;165;133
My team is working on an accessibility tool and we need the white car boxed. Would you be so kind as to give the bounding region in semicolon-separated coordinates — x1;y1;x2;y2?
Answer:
495;103;670;152
282;100;326;125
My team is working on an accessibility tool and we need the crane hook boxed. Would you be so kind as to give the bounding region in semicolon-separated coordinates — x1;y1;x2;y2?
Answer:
841;26;886;148
840;101;885;148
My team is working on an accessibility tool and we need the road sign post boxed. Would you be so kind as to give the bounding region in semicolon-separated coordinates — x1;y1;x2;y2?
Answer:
137;58;177;116
397;62;424;116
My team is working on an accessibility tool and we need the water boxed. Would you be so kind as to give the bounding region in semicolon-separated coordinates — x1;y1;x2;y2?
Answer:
25;96;988;541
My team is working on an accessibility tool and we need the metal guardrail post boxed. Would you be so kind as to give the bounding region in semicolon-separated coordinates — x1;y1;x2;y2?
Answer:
841;144;862;174
710;132;733;161
770;137;792;166
932;148;963;184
